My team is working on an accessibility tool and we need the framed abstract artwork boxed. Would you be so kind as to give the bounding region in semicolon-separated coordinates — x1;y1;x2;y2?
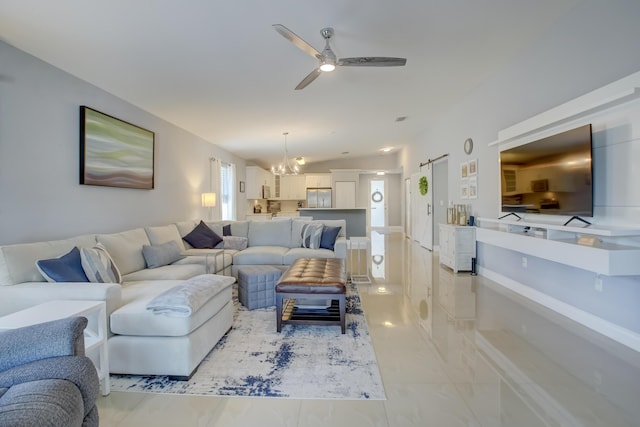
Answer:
80;106;155;189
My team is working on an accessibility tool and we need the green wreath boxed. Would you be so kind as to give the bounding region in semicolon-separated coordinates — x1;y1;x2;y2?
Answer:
419;176;429;196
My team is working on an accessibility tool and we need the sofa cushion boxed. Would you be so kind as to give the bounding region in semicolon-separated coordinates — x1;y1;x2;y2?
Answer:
283;248;336;265
248;219;292;247
96;228;150;276
228;221;249;238
203;221;225;238
80;243;122;283
174;220;198;240
35;247;89;283
183;221;222;249
142;241;183;269
290;217;314;248
110;276;234;336
145;224;186;252
232;246;289;265
223;224;231;236
301;223;323;249
0;235;97;286
121;263;205;283
320;225;342;251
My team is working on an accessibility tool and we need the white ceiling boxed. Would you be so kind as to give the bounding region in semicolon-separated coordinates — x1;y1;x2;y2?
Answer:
0;0;579;169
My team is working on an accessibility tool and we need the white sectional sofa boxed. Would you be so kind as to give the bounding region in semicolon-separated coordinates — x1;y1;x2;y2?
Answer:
0;217;347;378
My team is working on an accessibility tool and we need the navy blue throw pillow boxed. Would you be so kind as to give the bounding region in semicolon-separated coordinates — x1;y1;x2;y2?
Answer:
320;225;341;251
223;224;232;236
183;221;223;249
36;246;89;282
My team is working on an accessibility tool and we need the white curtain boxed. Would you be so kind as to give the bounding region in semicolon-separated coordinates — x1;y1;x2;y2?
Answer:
220;161;236;220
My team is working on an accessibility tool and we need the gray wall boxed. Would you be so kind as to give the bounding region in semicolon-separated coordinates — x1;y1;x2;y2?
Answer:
0;41;246;245
400;0;640;335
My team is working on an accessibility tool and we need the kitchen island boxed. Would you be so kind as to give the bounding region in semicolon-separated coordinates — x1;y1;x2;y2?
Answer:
298;208;366;238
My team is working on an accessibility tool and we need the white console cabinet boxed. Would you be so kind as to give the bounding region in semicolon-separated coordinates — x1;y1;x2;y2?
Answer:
439;224;476;273
476;218;640;276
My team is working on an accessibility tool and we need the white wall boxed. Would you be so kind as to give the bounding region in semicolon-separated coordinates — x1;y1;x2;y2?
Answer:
0;41;246;245
399;0;640;337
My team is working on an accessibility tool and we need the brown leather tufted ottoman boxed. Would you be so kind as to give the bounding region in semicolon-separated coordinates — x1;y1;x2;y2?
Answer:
275;258;347;334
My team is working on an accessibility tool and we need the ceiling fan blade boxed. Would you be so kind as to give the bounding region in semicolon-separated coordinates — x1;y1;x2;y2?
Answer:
338;57;407;67
295;68;322;90
273;24;321;59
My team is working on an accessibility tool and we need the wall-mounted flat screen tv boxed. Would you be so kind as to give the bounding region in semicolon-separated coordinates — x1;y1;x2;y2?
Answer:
500;124;593;217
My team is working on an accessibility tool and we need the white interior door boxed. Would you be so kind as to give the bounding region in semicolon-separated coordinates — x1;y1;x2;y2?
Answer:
411;173;423;243
370;178;386;228
411;166;433;250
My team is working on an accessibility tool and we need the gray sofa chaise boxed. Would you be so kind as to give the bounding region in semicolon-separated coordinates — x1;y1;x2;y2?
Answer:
0;317;99;427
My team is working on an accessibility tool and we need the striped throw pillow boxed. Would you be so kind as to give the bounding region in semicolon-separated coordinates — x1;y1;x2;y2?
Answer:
301;223;323;249
80;243;122;283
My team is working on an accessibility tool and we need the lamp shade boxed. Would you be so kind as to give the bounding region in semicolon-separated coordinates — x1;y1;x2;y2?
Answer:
201;192;216;207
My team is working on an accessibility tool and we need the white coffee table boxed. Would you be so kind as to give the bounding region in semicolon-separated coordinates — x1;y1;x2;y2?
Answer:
0;300;110;395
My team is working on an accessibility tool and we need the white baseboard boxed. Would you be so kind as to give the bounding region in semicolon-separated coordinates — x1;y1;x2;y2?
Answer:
479;266;640;353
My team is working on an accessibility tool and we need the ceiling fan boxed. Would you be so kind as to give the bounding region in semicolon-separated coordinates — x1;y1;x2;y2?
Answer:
273;24;407;90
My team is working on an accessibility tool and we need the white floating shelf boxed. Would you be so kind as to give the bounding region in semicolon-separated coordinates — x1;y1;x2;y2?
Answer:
476;218;640;276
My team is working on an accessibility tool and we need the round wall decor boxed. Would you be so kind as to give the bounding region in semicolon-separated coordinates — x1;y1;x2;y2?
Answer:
464;138;474;155
419;176;429;196
371;190;383;203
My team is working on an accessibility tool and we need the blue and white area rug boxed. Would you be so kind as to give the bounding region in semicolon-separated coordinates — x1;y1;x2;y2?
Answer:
110;282;386;400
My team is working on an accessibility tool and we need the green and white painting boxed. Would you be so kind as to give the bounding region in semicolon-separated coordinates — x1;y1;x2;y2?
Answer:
80;106;154;189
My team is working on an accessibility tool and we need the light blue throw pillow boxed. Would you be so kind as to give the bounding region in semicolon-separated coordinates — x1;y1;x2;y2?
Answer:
36;246;89;283
142;240;183;269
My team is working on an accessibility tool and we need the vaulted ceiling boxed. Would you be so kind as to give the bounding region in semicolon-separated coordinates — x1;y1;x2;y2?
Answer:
0;0;579;168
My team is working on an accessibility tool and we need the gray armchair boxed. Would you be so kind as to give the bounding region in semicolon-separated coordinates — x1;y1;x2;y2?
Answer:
0;317;99;427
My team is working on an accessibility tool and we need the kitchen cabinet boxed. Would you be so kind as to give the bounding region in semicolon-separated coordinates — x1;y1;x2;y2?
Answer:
246;166;274;199
305;174;331;188
275;175;306;200
439;224;476;273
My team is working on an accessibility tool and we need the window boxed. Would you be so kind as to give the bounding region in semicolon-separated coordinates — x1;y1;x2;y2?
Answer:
220;161;236;220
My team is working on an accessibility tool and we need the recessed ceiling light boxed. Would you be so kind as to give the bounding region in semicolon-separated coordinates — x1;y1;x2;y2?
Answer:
341;151;349;155
376;171;385;176
395;116;408;122
381;147;392;153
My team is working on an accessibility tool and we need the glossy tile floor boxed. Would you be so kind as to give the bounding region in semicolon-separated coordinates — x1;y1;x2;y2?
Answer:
97;230;640;426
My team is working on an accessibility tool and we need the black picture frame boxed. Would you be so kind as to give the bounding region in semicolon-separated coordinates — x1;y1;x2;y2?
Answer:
80;106;155;190
239;181;245;193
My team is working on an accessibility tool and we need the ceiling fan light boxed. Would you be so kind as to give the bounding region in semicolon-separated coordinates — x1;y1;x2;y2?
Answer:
320;61;336;72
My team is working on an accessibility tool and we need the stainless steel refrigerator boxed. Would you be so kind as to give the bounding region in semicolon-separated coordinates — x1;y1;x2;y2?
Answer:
306;188;332;208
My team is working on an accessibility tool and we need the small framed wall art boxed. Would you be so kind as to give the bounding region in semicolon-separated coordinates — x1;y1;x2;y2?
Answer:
460;162;468;179
468;159;477;176
468;177;478;199
239;181;245;193
460;182;469;199
80;106;155;190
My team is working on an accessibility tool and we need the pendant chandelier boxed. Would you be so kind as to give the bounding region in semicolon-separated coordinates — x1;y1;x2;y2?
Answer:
271;132;300;175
